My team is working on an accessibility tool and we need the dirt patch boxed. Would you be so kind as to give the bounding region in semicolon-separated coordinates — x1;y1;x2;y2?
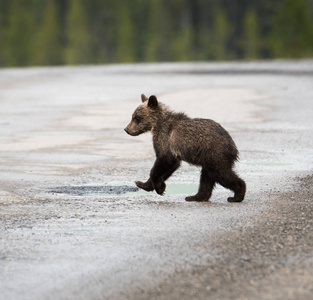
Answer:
130;175;313;300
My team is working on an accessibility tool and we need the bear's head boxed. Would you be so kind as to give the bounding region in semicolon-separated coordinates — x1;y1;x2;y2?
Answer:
124;94;160;136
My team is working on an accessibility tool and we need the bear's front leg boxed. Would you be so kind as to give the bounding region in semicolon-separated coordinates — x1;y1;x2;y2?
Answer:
137;157;180;196
149;157;174;196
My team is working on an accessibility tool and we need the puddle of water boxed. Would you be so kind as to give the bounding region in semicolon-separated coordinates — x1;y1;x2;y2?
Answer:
50;185;139;196
49;183;199;197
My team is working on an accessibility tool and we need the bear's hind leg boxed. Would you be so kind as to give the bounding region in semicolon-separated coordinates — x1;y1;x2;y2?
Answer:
186;168;215;202
217;169;246;202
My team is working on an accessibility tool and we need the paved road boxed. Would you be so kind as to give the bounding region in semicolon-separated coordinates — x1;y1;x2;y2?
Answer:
0;61;313;299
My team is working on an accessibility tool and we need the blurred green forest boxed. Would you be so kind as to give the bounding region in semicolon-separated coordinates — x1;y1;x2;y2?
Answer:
0;0;313;67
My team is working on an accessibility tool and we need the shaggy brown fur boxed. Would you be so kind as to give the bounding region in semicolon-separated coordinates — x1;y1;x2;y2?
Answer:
125;94;246;202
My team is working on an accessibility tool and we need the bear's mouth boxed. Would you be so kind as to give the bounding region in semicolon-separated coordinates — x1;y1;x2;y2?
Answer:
124;128;143;136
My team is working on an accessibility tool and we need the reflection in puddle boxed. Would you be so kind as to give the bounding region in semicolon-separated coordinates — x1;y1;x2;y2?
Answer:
137;183;198;196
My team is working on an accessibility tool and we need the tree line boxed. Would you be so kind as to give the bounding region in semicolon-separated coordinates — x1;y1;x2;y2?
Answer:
0;0;313;67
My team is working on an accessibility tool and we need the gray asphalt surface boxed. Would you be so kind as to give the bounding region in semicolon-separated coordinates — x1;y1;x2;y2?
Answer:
0;61;313;300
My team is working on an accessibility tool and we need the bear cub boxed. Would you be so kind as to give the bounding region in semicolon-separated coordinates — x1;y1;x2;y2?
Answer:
124;94;246;202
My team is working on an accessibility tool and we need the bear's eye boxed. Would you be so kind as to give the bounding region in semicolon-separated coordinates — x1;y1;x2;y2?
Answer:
133;116;141;123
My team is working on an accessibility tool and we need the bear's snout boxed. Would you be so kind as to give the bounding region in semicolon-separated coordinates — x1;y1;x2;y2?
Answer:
124;127;129;134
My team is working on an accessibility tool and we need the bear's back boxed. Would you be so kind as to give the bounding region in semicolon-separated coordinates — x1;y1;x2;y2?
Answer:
169;118;238;167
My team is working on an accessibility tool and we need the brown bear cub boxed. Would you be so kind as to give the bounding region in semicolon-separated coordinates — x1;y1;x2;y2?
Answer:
125;94;246;202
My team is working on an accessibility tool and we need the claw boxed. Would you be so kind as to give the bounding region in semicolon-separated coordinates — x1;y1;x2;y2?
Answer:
155;181;166;195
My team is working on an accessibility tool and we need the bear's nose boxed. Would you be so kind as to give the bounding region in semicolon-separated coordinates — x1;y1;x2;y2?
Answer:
124;127;129;134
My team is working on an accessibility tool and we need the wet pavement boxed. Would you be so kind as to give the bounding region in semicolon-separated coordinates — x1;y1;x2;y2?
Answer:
0;61;313;299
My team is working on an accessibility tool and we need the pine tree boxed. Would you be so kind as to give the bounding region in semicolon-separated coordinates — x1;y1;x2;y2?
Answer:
130;0;150;62
195;27;212;60
85;0;113;64
210;7;231;60
65;0;91;65
270;0;313;58
115;0;136;63
242;9;261;60
32;0;63;66
0;2;4;66
170;1;194;61
171;26;193;61
191;0;214;61
2;0;35;66
144;0;171;61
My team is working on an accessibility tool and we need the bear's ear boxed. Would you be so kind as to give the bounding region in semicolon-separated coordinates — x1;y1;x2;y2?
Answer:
148;95;158;108
141;94;148;103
